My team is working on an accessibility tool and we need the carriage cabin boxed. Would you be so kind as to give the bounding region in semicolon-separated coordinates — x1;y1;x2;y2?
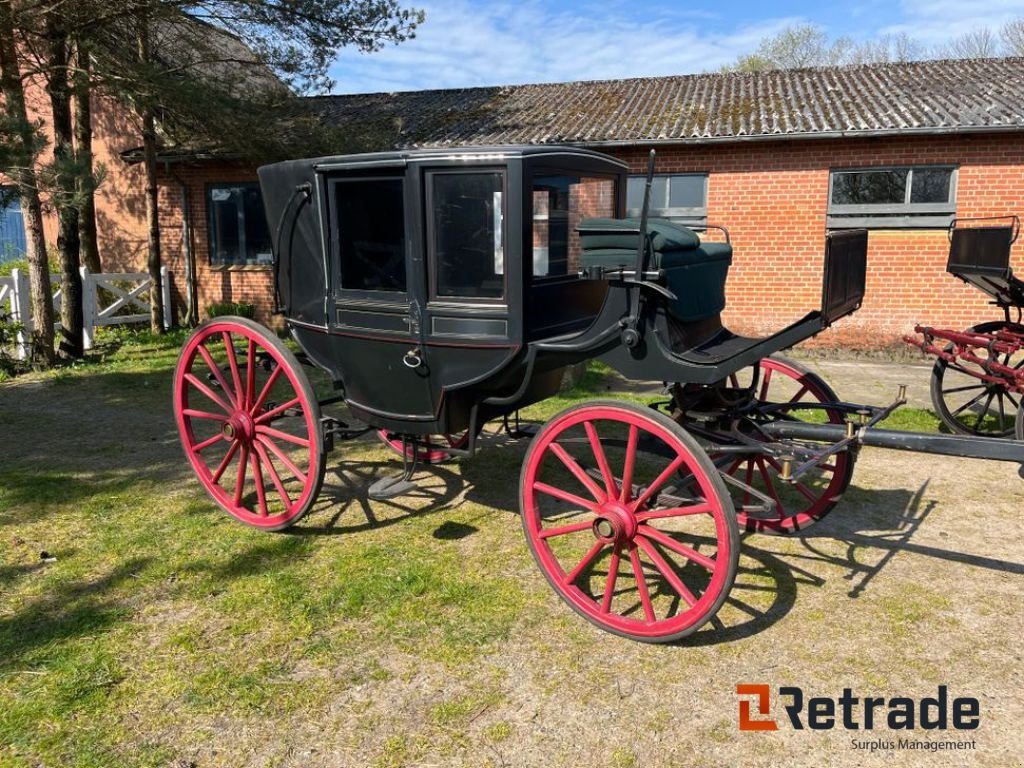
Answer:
260;146;642;434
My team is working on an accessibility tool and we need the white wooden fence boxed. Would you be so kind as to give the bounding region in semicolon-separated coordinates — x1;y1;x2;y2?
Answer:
0;266;171;359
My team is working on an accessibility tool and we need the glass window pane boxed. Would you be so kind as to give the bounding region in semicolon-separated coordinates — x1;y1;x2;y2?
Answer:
433;173;504;299
626;177;644;211
209;187;242;265
533;174;616;278
668;175;706;208
831;169;908;205
242;186;272;265
336;178;406;292
910;168;953;204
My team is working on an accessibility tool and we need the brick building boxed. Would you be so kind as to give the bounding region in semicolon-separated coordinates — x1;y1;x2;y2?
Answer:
6;57;1024;348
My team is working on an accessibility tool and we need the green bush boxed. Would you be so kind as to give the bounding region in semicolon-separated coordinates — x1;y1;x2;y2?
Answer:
206;302;256;320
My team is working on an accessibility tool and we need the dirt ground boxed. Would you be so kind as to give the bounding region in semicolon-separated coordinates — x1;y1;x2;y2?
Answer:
0;350;1022;768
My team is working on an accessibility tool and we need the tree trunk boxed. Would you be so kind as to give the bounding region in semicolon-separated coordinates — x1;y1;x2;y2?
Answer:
138;17;164;333
0;0;55;365
45;14;84;359
74;44;100;273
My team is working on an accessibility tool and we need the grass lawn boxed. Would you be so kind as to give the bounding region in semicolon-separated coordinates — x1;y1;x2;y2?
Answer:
0;330;1019;768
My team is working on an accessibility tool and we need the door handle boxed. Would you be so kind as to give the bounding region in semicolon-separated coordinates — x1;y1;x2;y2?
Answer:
403;347;423;369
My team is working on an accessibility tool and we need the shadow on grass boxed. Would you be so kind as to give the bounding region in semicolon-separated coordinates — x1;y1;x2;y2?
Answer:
0;469;142;528
0;557;152;669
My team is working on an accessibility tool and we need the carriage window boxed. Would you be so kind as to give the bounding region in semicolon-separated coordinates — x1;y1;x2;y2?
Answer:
626;174;707;226
335;178;406;293
828;166;957;228
431;172;504;300
532;174;615;279
207;184;273;266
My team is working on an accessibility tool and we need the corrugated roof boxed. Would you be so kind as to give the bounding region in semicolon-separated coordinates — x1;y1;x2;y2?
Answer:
310;57;1024;147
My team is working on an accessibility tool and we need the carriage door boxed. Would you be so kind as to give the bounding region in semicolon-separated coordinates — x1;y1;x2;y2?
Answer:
329;175;435;421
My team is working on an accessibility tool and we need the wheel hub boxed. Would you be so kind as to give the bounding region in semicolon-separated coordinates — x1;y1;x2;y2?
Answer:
592;501;637;545
223;412;255;443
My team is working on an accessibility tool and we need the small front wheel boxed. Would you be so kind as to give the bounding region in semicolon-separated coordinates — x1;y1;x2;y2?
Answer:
520;400;739;643
173;317;325;530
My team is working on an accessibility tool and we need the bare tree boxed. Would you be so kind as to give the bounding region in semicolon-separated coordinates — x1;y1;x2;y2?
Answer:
937;28;1001;59
848;33;926;65
1002;18;1024;56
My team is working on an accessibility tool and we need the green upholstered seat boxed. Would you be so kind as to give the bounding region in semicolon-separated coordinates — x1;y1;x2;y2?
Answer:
576;218;732;322
578;217;701;252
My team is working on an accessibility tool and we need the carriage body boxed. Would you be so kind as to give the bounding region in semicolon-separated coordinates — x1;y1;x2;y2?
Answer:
259;146;628;436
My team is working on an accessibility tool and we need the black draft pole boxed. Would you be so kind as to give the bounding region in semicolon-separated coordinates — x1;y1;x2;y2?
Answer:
759;421;1024;463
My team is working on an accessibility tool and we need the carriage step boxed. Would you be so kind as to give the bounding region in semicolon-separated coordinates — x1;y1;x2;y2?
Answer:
368;475;419;500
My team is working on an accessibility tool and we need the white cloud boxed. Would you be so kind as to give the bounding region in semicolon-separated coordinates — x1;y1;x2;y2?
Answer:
329;1;800;93
881;0;1024;43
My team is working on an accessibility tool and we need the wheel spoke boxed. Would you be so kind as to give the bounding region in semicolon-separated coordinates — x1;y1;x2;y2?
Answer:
619;424;639;503
211;440;240;484
233;443;249;505
255;397;302;425
193;434;224;453
629;454;686;512
564;541;605;586
250;365;284;416
183;408;227;422
942;383;986;395
250;451;269;516
257;435;308;485
759;366;773;401
222;332;244;404
951;389;989;418
584;421;618;498
1006;391;1021;409
756;458;785;519
244;340;257;409
639;525;716;570
197;343;239;409
548;441;606;503
628;544;655;622
974;392;995;430
184;373;234;414
253;440;292;509
538;519;594;539
635;504;712;522
600;546;621;613
256;424;310;448
533;481;599;511
788;385;809;404
636;536;698;607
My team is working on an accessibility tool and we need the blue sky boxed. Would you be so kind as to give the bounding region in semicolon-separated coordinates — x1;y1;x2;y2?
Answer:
328;0;1024;93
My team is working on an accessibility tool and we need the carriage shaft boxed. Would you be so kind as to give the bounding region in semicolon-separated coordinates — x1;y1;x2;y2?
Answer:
759;421;1024;463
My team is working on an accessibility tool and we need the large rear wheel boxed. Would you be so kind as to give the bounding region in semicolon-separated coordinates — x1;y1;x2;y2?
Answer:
930;321;1024;438
520;400;739;643
173;317;325;531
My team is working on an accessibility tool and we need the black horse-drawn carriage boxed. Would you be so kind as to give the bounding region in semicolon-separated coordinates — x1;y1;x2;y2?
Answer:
173;146;1024;643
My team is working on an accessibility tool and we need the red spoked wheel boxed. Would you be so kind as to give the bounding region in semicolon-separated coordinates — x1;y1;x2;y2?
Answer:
520;400;738;643
173;317;325;531
376;430;469;464
721;357;854;534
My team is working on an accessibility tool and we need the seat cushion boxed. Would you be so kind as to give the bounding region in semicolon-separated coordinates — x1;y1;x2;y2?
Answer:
580;242;732;269
578;217;701;252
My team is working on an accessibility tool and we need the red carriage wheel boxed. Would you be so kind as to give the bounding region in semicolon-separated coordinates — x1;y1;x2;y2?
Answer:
721;356;855;535
173;317;325;531
376;430;469;464
930;321;1024;438
520;400;738;642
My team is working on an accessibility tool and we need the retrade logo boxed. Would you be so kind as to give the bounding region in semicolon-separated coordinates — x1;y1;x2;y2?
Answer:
735;684;980;732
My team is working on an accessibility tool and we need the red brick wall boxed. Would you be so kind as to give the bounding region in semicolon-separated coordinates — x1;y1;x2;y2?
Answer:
613;133;1024;349
157;132;1024;348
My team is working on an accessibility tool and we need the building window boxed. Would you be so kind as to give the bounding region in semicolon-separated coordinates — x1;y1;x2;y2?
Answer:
0;187;26;264
827;166;957;228
626;174;707;226
334;177;406;293
430;171;505;300
207;183;273;266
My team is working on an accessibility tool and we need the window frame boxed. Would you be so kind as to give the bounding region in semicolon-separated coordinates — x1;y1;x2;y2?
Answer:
530;170;620;285
827;165;958;229
425;167;508;305
205;182;273;267
626;173;708;226
328;174;410;297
